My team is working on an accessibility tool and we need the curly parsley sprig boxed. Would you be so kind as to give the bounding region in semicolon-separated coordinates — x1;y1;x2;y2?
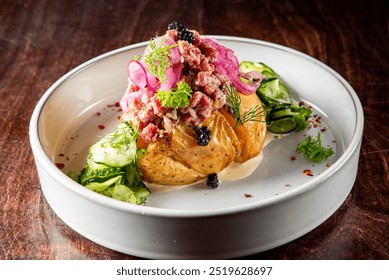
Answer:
297;132;334;163
156;81;192;109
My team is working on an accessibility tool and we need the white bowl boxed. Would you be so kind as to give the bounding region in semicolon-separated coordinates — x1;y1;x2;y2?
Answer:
29;36;363;259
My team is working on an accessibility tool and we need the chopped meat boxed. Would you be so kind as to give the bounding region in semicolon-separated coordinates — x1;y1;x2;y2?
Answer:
122;30;230;142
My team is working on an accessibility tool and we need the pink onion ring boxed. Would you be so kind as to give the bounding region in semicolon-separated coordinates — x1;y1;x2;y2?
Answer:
202;37;262;94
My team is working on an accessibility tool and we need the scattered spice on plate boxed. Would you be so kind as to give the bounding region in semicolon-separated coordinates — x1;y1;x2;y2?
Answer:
291;156;296;161
98;124;105;129
303;169;313;176
244;193;253;198
55;163;65;169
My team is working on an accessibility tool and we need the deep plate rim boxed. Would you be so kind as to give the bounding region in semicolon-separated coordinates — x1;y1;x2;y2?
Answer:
29;35;364;218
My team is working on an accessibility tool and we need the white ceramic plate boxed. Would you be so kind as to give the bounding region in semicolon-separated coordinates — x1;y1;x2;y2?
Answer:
30;36;363;259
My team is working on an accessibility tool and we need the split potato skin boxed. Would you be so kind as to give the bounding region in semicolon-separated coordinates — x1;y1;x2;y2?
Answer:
137;93;266;185
220;93;267;163
138;111;241;185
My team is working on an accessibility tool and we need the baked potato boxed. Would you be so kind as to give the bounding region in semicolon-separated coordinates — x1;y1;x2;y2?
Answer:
137;93;266;185
138;110;241;185
220;92;267;163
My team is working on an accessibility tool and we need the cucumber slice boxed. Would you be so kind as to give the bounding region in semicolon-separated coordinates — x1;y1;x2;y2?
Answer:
239;61;311;134
267;116;297;134
240;61;276;80
268;106;293;120
258;78;292;105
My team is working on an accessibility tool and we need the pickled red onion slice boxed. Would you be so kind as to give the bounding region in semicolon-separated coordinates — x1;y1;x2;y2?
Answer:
127;60;158;92
201;37;262;94
120;87;152;113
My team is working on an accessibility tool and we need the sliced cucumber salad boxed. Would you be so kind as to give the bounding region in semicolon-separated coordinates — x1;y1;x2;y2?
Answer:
240;61;312;134
78;121;150;204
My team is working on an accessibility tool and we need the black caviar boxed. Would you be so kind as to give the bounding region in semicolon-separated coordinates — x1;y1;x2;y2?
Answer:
193;125;211;146
178;29;195;44
206;173;220;189
167;21;185;32
167;22;195;44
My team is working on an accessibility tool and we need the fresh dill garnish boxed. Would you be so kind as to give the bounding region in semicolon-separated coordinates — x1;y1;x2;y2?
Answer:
144;36;177;82
239;104;264;126
224;83;264;128
133;54;142;61
156;81;192;109
297;131;334;163
91;121;139;167
99;121;138;151
78;121;150;205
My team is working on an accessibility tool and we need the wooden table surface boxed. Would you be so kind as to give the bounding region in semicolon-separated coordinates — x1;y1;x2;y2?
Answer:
1;0;388;260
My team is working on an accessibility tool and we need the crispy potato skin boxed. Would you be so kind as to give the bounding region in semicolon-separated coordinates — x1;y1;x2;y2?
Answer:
138;111;241;185
137;92;266;185
220;93;267;163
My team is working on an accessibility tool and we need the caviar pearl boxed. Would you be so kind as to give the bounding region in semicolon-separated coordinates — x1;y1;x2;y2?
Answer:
206;173;220;189
193;125;211;146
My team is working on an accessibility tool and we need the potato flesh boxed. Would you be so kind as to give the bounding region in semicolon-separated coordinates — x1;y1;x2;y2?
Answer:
137;93;266;185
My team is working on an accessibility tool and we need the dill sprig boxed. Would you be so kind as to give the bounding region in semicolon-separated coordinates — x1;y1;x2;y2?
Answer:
99;121;138;152
238;105;264;126
224;83;265;128
144;36;177;82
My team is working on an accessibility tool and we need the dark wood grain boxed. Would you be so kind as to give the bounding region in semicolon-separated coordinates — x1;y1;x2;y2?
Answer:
0;0;388;260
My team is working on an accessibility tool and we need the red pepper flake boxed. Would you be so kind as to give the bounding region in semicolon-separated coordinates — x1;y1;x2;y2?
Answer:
114;102;120;107
303;169;314;176
55;163;65;169
58;153;65;157
291;156;296;161
98;124;105;129
244;193;253;198
320;127;328;133
96;112;101;116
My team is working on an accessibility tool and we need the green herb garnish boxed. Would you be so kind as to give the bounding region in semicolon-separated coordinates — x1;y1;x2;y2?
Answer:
224;83;264;128
145;37;177;82
239;61;312;134
78;121;150;205
290;103;312;131
297;132;334;163
156;81;192;109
